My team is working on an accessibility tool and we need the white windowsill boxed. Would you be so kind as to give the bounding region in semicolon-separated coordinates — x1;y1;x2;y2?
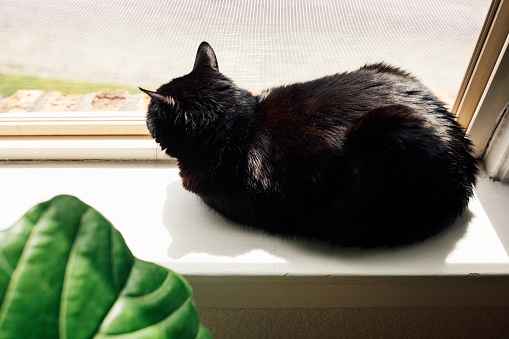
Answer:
0;160;508;308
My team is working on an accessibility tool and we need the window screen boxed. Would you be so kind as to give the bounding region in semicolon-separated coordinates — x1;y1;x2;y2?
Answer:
0;0;491;112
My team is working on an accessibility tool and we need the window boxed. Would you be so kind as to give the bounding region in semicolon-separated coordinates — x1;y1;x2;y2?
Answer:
0;0;498;160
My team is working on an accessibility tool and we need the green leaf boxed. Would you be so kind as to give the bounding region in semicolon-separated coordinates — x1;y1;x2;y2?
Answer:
0;195;211;339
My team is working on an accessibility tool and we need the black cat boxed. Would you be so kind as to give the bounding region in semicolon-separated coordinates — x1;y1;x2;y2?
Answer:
140;42;477;247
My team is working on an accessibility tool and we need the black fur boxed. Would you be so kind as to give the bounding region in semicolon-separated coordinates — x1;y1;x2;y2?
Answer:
141;42;478;247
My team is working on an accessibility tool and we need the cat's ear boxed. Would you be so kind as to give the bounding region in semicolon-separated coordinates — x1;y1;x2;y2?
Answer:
139;87;175;106
193;41;219;72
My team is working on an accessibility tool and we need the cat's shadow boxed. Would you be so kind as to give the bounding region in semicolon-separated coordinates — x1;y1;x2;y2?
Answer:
163;181;277;259
162;181;471;268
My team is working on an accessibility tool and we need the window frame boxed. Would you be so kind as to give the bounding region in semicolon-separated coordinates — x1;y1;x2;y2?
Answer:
452;0;509;159
0;111;148;136
453;0;507;129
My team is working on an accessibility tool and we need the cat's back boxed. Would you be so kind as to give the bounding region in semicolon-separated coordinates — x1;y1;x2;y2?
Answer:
252;62;438;158
247;64;418;191
248;63;474;194
257;63;428;124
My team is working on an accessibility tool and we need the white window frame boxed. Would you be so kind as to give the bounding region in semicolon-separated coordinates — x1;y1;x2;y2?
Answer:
453;0;509;158
0;111;148;136
0;0;506;161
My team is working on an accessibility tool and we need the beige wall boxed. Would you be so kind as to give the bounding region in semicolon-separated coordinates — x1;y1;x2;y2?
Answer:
200;307;509;338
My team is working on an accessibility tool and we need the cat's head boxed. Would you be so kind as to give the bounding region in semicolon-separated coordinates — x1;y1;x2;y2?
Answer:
140;42;253;158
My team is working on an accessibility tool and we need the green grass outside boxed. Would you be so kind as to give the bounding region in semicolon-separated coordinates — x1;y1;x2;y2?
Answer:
0;73;139;97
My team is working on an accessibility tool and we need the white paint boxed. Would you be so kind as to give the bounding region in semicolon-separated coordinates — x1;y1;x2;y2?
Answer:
1;161;508;274
0;137;168;161
467;34;509;157
445;194;509;264
176;249;287;264
484;101;509;182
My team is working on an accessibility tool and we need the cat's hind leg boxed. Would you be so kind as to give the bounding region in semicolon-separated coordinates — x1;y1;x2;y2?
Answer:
338;104;463;246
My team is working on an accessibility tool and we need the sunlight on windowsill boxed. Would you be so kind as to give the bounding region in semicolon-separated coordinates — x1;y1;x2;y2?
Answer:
0;162;508;278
